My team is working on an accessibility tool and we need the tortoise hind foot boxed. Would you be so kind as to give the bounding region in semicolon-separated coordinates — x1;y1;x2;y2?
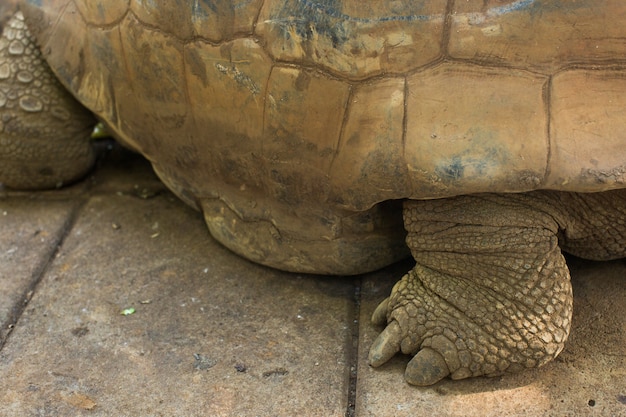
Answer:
0;12;95;190
369;194;573;385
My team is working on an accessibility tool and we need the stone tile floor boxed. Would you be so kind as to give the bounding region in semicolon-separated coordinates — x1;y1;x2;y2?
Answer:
1;142;625;416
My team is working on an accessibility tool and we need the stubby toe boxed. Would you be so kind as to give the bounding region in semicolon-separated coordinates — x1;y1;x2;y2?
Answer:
368;320;402;368
405;348;450;386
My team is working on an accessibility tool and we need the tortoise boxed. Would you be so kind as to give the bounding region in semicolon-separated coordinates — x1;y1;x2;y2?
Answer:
2;0;626;386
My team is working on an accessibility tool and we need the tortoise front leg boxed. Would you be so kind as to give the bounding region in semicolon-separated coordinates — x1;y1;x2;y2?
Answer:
0;12;95;189
369;192;614;385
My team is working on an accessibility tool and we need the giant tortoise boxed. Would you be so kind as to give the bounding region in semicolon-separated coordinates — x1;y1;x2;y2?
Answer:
2;0;626;386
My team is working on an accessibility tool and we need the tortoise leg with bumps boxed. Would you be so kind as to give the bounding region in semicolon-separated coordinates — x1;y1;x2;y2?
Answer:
0;11;95;189
370;191;626;385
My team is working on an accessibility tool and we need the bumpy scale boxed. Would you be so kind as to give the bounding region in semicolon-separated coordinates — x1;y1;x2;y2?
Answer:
0;12;94;189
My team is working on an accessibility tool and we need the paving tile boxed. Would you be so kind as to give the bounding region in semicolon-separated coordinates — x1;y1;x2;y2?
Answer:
0;191;355;416
357;258;626;416
0;198;78;344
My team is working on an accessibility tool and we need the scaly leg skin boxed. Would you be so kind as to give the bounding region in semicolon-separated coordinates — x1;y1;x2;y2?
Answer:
369;190;626;386
0;12;95;189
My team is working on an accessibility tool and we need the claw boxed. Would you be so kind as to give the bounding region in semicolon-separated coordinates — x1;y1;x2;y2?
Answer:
404;347;450;386
368;320;402;367
371;297;389;325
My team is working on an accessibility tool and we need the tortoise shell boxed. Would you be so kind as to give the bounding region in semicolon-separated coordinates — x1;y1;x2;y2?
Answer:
20;0;626;273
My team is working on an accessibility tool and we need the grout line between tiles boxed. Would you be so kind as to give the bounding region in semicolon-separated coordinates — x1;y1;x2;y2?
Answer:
0;198;86;350
345;277;362;417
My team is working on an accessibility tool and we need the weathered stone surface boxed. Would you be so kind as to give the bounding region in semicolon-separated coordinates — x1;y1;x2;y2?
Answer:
0;198;77;344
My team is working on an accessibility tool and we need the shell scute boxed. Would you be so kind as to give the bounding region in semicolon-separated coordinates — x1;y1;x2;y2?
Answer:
21;0;626;207
256;0;447;79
